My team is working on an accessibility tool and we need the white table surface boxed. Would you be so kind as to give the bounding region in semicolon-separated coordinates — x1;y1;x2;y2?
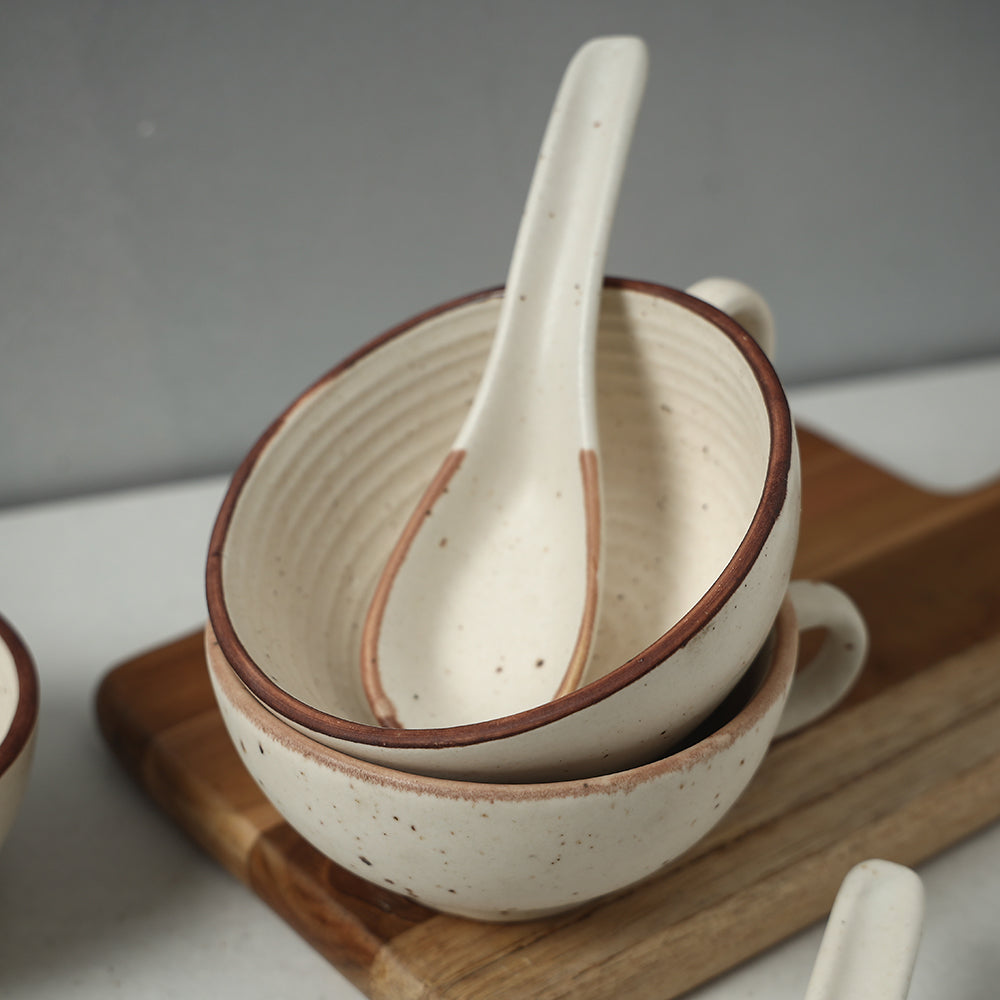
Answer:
1;356;998;999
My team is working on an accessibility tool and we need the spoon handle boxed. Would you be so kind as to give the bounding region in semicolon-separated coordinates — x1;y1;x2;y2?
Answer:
804;859;925;1000
454;36;648;455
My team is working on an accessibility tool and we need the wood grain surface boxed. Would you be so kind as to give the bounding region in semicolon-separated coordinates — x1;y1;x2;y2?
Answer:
95;428;1000;999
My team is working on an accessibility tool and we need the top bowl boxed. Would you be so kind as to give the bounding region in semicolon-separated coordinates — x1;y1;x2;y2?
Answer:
0;614;39;849
207;278;800;781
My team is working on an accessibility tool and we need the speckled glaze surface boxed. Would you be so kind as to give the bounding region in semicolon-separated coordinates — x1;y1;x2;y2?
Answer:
206;590;864;921
0;614;39;851
207;279;801;781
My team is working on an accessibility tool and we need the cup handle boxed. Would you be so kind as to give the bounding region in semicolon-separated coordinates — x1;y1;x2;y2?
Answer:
685;277;777;360
776;580;869;737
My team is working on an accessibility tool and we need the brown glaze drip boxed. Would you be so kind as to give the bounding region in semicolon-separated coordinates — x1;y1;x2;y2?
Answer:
360;449;467;727
552;449;601;697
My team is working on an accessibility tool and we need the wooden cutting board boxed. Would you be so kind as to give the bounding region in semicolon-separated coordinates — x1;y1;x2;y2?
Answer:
95;429;1000;999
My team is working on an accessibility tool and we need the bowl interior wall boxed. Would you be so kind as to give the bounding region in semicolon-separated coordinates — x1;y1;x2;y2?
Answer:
223;287;773;722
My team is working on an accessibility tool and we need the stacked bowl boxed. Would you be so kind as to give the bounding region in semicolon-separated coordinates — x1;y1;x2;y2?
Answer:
205;278;868;920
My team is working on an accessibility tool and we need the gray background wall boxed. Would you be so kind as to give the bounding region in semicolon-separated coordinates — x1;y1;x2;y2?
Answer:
2;0;998;508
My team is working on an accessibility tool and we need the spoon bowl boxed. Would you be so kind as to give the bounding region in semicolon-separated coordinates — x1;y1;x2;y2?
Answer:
0;614;39;852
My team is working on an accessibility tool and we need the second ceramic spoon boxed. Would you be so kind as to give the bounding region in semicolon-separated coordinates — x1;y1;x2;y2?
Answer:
361;36;649;728
805;859;925;1000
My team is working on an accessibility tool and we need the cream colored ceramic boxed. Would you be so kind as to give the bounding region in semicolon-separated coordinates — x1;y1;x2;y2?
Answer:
206;589;863;921
805;859;925;1000
207;276;810;782
0;615;38;851
363;36;649;728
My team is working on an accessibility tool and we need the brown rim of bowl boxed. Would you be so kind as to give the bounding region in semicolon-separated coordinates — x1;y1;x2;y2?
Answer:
207;599;797;796
206;277;794;750
0;614;39;777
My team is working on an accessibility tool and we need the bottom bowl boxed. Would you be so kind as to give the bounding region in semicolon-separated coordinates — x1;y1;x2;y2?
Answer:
206;598;801;921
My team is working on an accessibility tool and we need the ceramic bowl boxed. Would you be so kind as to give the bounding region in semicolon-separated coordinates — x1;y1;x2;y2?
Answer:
207;278;801;781
206;587;863;921
0;614;39;850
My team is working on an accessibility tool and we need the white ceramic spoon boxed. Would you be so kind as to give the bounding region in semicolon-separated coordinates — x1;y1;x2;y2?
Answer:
804;859;925;1000
361;37;648;728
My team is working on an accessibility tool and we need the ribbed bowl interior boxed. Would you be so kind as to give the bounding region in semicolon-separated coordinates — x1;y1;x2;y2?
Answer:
221;285;773;725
